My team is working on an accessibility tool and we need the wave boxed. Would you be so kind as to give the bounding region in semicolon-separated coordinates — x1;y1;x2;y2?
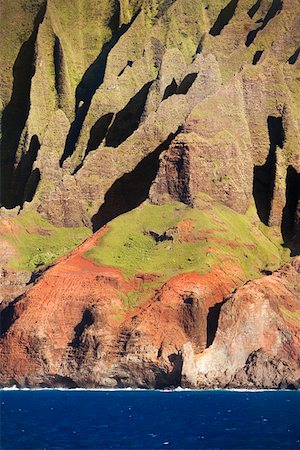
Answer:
1;386;295;393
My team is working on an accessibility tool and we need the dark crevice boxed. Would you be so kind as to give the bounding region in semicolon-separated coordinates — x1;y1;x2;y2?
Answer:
209;0;239;36
177;73;198;95
92;127;182;231
252;49;263;64
157;345;163;358
288;47;300;65
72;113;114;174
154;352;183;389
195;34;205;55
248;0;262;18
12;135;40;205
118;60;133;77
253;116;285;225
170;145;192;206
245;0;283;47
162;78;178;101
206;299;227;347
70;309;94;349
60;101;89;166
0;295;23;337
0;1;47;207
26;267;46;286
24;168;41;203
40;376;78;389
268;115;285;149
59;8;141;166
183;296;194;305
53;34;65;106
281;166;300;256
105;81;153;148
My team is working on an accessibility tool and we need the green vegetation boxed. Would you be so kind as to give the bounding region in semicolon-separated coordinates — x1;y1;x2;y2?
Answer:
2;211;91;271
0;0;44;106
118;290;140;309
85;198;290;280
118;279;161;310
280;307;300;324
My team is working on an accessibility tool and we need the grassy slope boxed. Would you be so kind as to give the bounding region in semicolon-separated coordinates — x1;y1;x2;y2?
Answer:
85;197;290;281
2;211;91;271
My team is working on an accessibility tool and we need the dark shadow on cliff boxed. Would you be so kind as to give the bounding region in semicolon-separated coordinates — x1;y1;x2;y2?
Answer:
209;0;239;36
253;50;263;64
118;60;133;77
60;8;141;166
11;135;40;205
0;2;46;207
288;47;300;65
85;113;114;155
70;309;95;348
248;0;262;18
177;73;198;95
24;168;41;203
253;116;284;225
154;353;183;389
206;299;227;347
195;34;206;56
0;294;24;337
162;73;197;101
39;375;78;389
281;166;300;256
53;34;68;108
163;79;178;100
92;128;181;231
246;0;283;47
105;81;153;148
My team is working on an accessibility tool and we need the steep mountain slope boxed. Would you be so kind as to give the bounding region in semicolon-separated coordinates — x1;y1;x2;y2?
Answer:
0;0;300;388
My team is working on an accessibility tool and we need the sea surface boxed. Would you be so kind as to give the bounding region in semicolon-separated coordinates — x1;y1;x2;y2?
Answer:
1;389;300;450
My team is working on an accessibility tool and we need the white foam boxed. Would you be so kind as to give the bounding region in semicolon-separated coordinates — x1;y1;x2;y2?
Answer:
0;386;297;392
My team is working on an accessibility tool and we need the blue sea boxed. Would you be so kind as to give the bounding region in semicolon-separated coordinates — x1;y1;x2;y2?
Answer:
1;389;300;450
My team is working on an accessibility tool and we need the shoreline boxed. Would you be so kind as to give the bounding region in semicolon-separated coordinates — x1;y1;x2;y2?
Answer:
1;386;298;392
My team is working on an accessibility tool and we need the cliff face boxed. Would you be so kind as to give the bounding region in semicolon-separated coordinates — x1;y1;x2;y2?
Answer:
1;231;300;389
0;0;300;388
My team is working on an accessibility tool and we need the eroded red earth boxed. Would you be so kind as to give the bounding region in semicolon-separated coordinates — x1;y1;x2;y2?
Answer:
1;228;300;389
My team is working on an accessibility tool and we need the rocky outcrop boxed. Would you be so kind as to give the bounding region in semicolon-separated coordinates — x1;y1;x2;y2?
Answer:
1;0;300;237
182;258;300;389
0;220;299;389
150;77;253;212
0;0;300;390
0;223;240;388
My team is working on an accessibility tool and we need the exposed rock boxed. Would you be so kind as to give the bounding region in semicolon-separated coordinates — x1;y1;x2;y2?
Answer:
1;0;300;390
2;0;299;234
0;268;31;312
182;258;300;389
232;349;299;389
0;224;240;388
1;216;299;389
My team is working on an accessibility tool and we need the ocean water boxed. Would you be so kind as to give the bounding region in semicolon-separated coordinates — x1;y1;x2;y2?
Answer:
1;390;300;450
